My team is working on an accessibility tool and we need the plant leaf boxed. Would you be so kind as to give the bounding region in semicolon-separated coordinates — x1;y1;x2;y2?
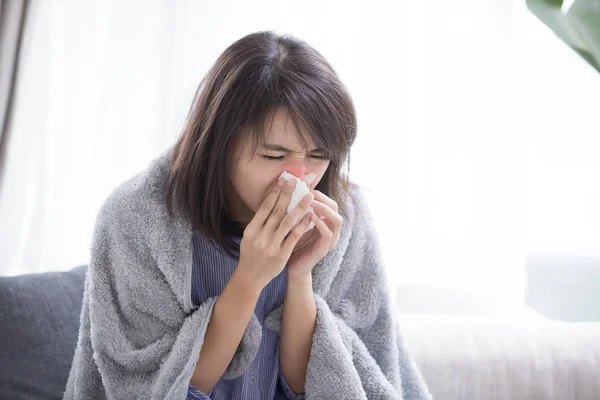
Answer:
526;0;600;73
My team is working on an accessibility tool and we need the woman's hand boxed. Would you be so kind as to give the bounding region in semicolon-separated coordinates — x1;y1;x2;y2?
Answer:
236;177;315;291
286;189;343;281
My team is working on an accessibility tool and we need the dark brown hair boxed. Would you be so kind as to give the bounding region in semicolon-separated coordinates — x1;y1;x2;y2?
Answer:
166;30;361;259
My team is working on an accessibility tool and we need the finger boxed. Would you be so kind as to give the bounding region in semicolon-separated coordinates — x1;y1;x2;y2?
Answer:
282;211;315;253
248;177;286;232
313;205;344;250
275;192;314;243
264;177;297;232
310;212;333;242
311;200;342;227
312;190;338;212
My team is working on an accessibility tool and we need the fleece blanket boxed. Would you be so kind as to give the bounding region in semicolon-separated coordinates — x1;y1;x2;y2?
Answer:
63;145;433;400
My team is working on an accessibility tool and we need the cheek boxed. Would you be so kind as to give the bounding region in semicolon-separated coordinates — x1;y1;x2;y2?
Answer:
254;177;281;209
310;164;330;189
231;165;265;209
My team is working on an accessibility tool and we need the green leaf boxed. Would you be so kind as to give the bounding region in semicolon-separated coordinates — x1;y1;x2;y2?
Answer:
526;0;600;73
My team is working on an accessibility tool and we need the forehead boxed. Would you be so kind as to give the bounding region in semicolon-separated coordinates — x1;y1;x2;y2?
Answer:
262;107;316;150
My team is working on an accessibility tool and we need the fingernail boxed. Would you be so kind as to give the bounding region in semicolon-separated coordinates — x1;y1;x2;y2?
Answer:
278;177;285;186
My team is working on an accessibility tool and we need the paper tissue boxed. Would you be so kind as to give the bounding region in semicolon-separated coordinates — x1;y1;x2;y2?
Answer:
279;171;317;233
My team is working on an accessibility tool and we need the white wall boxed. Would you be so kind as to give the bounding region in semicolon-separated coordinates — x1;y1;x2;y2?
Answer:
516;0;600;258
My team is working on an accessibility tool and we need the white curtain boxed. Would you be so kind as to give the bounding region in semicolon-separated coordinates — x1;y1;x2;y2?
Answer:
3;0;595;312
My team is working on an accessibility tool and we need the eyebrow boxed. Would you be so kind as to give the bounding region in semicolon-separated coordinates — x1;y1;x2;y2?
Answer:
261;143;325;153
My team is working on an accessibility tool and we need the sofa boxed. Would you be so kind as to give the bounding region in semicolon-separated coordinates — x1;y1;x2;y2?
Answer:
0;266;86;399
2;266;600;400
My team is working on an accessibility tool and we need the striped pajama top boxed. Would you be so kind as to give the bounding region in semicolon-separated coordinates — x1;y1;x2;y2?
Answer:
187;230;305;400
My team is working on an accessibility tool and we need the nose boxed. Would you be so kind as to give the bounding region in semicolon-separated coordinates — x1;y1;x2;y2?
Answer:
283;163;309;181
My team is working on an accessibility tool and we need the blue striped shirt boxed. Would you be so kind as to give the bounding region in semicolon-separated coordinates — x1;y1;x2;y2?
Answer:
187;230;305;400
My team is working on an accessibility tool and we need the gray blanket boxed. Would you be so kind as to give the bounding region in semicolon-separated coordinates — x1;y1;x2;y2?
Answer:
63;146;433;400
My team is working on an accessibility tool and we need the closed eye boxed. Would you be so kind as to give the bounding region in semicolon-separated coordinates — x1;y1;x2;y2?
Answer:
262;155;330;161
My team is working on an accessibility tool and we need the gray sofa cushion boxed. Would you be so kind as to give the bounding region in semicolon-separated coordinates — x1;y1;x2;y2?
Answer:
0;265;87;400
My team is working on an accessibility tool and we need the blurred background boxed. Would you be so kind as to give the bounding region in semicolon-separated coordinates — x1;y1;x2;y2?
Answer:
3;0;599;320
1;1;600;398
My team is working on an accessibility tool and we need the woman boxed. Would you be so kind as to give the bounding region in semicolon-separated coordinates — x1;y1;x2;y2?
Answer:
63;30;432;400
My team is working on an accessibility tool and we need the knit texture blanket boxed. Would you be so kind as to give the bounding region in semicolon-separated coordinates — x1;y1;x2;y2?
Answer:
63;146;433;400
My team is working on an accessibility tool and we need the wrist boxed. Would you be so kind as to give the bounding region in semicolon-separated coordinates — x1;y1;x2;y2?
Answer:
231;266;263;299
287;271;313;290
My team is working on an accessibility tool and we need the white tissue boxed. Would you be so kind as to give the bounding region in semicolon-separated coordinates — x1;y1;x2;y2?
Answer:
279;171;317;233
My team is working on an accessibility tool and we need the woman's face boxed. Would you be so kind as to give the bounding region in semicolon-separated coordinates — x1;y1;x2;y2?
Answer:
227;107;331;227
